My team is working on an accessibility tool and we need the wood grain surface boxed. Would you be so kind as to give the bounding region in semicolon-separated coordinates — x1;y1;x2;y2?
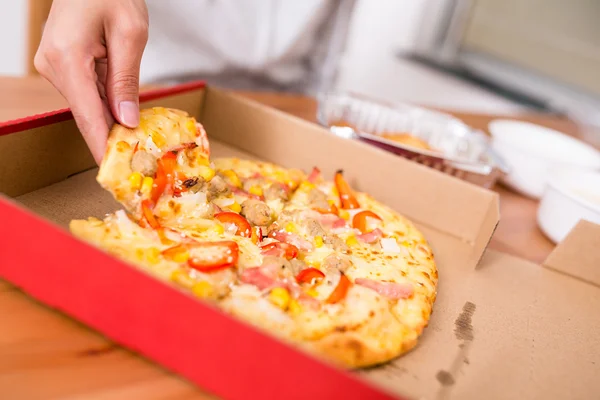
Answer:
0;76;576;399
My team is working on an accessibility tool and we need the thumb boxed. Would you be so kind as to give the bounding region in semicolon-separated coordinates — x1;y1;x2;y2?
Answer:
106;23;148;128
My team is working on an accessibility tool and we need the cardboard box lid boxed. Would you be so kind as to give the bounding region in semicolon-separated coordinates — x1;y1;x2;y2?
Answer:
543;220;600;287
2;84;599;400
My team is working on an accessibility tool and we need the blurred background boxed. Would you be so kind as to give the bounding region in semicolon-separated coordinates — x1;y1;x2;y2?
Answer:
1;0;599;119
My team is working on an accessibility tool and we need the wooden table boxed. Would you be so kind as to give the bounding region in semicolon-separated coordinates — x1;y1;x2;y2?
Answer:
0;76;575;399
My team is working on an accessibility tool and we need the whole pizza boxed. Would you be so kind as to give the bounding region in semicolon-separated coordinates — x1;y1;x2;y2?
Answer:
70;107;438;368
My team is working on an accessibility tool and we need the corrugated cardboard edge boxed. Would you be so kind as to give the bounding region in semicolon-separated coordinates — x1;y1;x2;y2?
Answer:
542;219;600;288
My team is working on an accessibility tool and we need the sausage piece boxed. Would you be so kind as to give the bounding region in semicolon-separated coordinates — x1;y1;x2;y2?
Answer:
264;183;290;201
322;254;352;274
241;199;272;226
207;175;229;200
324;234;349;253
302;218;325;237
131;150;158;176
308;188;329;210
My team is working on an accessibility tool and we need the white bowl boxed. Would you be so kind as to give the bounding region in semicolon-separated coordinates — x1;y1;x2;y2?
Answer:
537;169;600;244
488;119;600;199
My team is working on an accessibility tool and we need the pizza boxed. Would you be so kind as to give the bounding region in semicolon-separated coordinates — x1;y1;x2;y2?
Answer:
70;106;438;368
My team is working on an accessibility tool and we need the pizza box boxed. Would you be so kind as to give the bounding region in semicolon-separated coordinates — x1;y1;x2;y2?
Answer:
1;81;599;400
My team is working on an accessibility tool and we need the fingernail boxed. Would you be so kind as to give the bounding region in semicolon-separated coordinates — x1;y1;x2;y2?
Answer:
119;101;139;127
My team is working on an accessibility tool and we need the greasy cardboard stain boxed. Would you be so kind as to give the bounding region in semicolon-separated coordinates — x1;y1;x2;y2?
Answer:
436;370;455;386
434;301;477;399
454;301;476;341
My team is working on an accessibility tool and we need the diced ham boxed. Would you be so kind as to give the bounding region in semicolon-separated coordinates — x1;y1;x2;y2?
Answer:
307;167;321;183
240;267;279;290
355;278;413;299
332;218;347;229
357;228;383;244
270;230;313;252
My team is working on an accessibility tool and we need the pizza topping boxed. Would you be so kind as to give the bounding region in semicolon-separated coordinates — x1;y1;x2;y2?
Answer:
141;199;161;229
308;188;330;211
207;175;230;200
187;240;239;272
380;237;402;253
326;272;352;304
357;228;383;244
334;170;360;209
241;199;272;226
354;278;414;300
131;149;158;177
240;267;279;290
269;230;314;252
301;218;326;237
352;210;383;234
268;287;292;310
264;182;290;201
296;267;325;284
323;235;349;253
214;212;252;238
307;167;321;183
289;258;307;276
261;242;299;260
322;254;352;274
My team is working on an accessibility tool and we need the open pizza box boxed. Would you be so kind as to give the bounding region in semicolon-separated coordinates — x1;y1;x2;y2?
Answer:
1;82;599;400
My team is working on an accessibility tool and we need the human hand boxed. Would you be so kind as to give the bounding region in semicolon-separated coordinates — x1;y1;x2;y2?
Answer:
35;0;149;164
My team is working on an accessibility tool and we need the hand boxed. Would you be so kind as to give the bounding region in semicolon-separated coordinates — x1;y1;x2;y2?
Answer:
35;0;149;164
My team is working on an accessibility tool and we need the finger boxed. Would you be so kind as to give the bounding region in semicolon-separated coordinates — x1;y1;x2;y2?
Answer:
105;19;148;129
59;54;111;164
95;59;116;127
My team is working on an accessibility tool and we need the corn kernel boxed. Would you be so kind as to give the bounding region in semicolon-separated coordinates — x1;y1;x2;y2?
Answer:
298;181;315;192
140;177;153;197
222;170;242;188
339;210;350;220
314;236;324;248
197;156;210;166
198;166;215;181
171;269;194;288
269;287;291;310
346;235;359;247
116;141;130;152
229;201;241;213
135;248;145;261
192;281;214;298
211;223;225;235
172;250;190;263
401;240;411;247
185;118;197;135
306;288;319;298
288;299;302;316
129;172;143;190
150;130;166;148
146;247;161;264
284;222;296;233
249;185;263;197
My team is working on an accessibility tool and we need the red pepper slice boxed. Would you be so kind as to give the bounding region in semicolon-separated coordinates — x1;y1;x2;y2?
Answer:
187;240;239;272
326;273;352;304
307;167;321;183
133;141;140;153
251;226;263;244
260;242;299;260
352;210;382;234
296;267;325;284
151;152;176;203
161;243;187;258
214;212;252;238
334;170;360;209
141;199;161;229
314;202;339;216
